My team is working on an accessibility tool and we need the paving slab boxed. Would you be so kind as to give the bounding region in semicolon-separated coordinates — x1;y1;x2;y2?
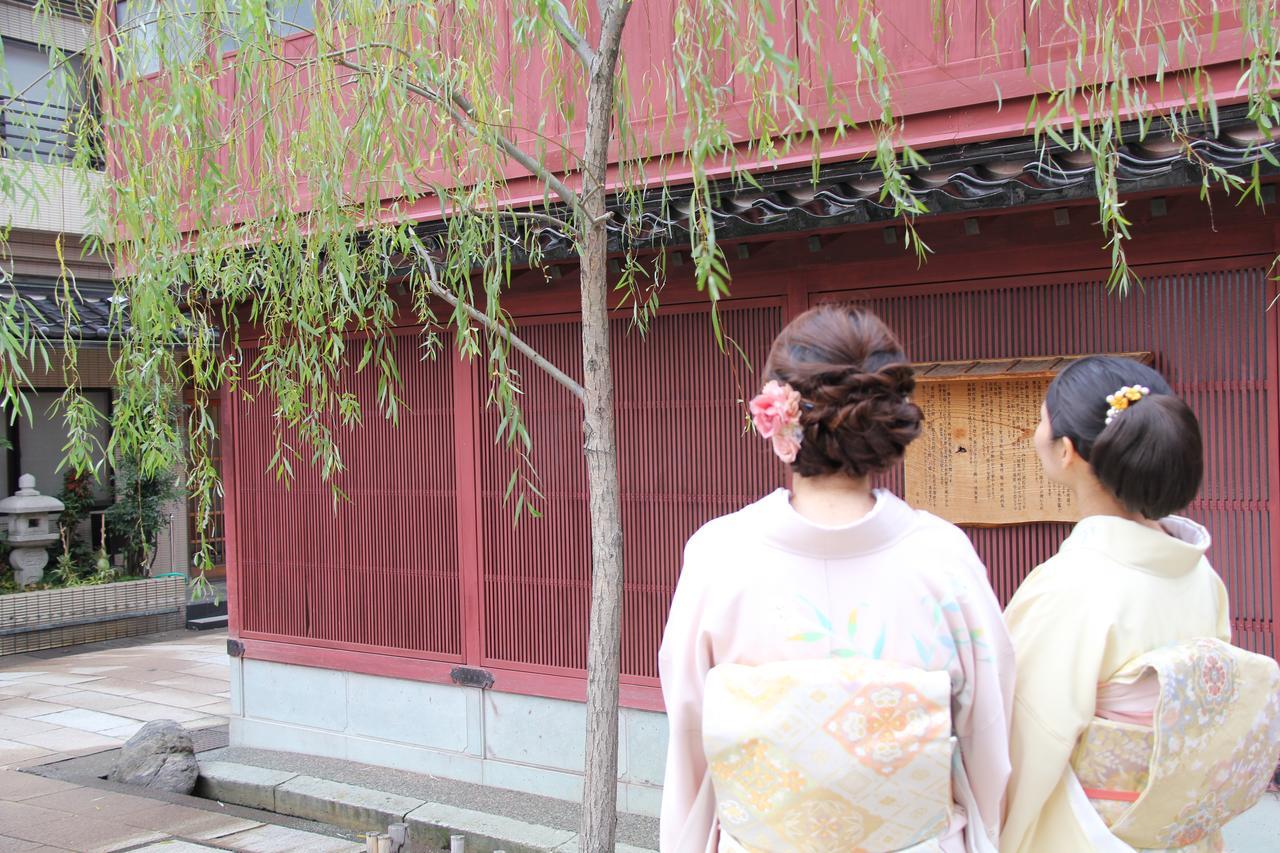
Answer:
0;800;166;852
212;823;364;852
127;689;224;710
116;802;263;840
101;721;148;739
0;700;74;720
0;771;78;802
35;691;135;713
196;761;297;811
275;776;424;833
406;801;576;853
0;719;57;741
11;728;121;754
110;703;212;724
552;840;657;853
154;677;230;696
24;675;102;688
0;686;77;702
0;740;52;769
30;709;138;734
20;786;169;819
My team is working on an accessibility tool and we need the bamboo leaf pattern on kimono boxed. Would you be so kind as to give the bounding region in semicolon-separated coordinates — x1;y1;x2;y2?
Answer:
872;626;887;659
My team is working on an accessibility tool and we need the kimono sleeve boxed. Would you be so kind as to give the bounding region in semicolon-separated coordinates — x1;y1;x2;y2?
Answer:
949;536;1016;849
1001;567;1113;853
1212;571;1232;642
658;533;719;853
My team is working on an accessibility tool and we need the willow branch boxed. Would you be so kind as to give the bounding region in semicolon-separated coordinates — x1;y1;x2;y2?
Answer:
501;208;577;231
544;0;597;69
334;55;588;220
412;245;586;403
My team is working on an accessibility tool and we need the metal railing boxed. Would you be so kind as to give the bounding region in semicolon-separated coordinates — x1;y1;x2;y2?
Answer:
0;96;95;166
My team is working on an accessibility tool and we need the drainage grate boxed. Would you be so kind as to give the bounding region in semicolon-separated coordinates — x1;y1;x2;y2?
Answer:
192;725;230;752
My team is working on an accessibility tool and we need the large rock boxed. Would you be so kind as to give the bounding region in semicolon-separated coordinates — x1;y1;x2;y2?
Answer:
110;719;199;794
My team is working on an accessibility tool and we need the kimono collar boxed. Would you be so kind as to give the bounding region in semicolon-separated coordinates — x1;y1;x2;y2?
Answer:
1062;514;1211;577
757;487;918;559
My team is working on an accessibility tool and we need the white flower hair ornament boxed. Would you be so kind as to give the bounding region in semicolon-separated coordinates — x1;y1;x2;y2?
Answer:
1105;385;1151;425
749;380;804;463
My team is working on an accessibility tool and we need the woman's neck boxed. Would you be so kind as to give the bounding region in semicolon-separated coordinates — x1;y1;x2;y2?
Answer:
1073;478;1164;531
789;473;876;526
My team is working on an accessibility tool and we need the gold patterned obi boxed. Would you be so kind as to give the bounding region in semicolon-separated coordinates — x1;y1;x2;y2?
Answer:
701;657;955;852
1070;638;1280;851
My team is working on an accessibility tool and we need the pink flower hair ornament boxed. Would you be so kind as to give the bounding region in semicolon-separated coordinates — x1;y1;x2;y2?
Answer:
749;380;804;463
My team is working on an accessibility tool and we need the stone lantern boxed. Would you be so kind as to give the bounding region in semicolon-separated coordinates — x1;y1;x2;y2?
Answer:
0;474;65;586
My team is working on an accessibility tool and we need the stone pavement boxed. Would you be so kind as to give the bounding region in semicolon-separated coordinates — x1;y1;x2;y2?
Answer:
0;631;363;852
0;632;230;768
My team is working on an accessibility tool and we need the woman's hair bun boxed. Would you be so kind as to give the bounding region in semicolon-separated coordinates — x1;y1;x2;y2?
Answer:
764;304;922;478
1045;356;1202;519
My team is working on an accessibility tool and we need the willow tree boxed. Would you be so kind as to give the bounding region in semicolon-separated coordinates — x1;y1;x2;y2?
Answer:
3;0;1277;848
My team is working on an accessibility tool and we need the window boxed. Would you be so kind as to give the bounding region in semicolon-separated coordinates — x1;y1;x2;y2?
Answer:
115;0;205;76
0;38;87;163
221;1;316;54
186;397;225;575
10;390;112;505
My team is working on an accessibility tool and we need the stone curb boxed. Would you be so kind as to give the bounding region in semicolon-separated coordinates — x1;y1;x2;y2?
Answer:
195;760;658;852
276;775;424;833
196;759;298;811
406;801;573;853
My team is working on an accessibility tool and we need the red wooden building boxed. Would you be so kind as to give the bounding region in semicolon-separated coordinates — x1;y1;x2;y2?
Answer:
179;1;1280;815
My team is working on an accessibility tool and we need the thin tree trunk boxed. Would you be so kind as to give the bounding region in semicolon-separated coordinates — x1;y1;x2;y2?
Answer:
578;2;632;851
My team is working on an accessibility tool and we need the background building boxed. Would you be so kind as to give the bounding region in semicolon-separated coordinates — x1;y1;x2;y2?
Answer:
119;0;1280;815
0;0;190;578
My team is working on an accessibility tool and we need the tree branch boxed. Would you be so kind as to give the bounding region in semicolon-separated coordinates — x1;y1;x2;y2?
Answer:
501;208;577;232
411;244;585;403
333;54;589;221
543;0;597;69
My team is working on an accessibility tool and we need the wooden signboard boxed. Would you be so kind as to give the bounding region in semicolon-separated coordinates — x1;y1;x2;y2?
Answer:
903;354;1151;527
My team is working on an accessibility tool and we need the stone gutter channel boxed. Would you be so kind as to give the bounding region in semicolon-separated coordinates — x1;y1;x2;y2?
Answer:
24;730;659;853
194;760;655;853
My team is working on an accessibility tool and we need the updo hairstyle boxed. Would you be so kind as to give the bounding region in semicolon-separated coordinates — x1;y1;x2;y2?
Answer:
764;304;922;478
1044;356;1203;519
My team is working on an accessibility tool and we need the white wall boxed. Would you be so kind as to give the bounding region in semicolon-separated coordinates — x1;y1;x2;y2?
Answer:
229;658;668;817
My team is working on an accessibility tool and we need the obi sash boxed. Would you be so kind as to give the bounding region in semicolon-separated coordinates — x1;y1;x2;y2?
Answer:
701;656;955;852
1068;637;1280;851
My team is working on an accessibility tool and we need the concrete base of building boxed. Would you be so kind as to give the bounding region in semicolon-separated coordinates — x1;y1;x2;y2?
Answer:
228;658;668;818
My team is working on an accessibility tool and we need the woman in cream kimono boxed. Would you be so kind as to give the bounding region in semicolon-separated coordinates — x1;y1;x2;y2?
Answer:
659;304;1016;853
1003;356;1280;852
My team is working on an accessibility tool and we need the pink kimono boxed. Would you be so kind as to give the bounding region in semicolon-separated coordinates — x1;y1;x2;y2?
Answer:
658;489;1015;852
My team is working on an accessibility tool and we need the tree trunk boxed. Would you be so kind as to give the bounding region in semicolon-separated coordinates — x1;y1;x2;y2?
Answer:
578;3;632;851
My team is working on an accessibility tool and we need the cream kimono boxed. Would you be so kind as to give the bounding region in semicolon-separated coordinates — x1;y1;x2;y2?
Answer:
1001;515;1279;853
659;489;1016;853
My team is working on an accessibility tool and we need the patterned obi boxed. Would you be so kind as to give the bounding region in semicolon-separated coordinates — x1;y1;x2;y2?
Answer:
701;657;955;852
1069;638;1280;851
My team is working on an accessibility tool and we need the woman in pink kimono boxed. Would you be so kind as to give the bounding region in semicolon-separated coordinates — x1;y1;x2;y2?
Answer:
659;304;1015;853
